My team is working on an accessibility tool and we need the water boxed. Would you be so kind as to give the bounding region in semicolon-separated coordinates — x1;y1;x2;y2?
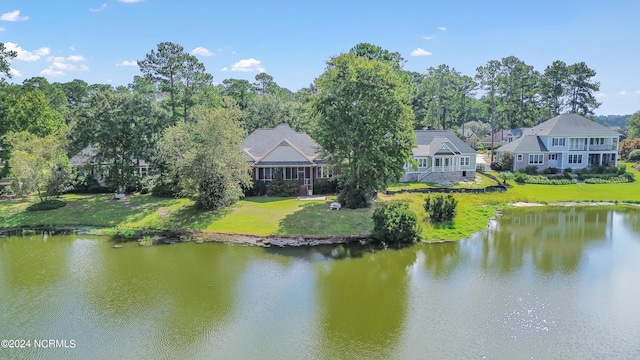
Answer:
1;207;639;359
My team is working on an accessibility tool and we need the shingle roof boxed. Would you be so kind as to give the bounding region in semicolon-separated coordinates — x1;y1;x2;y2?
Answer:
413;130;476;156
530;114;620;136
242;124;319;161
480;130;509;144
497;129;548;153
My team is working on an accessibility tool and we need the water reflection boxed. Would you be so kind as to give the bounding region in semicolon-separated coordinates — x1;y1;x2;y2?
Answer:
315;247;416;359
483;207;611;274
422;241;460;278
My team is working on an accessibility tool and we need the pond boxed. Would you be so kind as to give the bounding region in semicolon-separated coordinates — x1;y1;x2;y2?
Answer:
1;207;639;359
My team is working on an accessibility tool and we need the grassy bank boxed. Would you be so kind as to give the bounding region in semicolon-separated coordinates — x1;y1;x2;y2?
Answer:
1;163;639;242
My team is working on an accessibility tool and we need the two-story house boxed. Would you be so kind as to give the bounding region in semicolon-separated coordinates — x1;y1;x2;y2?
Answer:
496;114;620;172
402;130;477;184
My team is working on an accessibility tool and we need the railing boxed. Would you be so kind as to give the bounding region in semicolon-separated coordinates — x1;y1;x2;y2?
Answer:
588;145;616;151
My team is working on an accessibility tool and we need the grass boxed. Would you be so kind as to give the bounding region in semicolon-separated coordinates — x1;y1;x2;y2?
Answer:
1;163;639;242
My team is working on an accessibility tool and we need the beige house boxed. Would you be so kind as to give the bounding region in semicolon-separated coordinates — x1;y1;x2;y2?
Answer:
242;124;331;196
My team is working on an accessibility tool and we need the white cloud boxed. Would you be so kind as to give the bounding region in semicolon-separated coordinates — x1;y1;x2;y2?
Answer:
438;26;446;31
423;35;434;40
90;4;107;12
230;58;265;72
191;47;213;56
9;68;21;77
635;90;640;96
106;79;113;83
220;67;229;72
595;92;608;98
1;10;29;21
118;0;144;3
40;68;65;77
41;55;89;77
4;42;50;61
618;90;629;96
411;48;432;56
0;27;5;31
70;46;76;51
116;60;137;66
66;55;85;62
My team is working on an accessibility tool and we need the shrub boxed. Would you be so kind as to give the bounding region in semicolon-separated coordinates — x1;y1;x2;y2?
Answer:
424;194;458;223
313;178;338;195
26;199;66;211
522;166;539;175
564;172;575;180
542;167;558;174
629;149;640;161
152;179;182;198
498;171;514;183
267;170;298;197
338;184;370;209
564;168;572;174
372;201;419;243
514;172;527;183
523;175;576;185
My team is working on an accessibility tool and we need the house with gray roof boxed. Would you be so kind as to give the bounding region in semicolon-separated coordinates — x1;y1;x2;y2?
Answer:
496;114;620;172
402;130;477;184
242;123;331;195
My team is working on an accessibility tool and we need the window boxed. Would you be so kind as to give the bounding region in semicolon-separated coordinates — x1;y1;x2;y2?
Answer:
417;158;428;168
569;138;587;150
460;156;470;166
568;154;583;164
552;138;566;147
435;158;441;167
590;138;605;145
529;154;544;164
548;153;557;161
517;154;523;162
316;166;332;178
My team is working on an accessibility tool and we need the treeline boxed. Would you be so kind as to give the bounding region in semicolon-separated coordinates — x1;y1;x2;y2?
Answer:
0;41;636;210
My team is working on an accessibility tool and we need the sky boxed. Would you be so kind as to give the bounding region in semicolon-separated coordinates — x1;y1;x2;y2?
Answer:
2;0;639;115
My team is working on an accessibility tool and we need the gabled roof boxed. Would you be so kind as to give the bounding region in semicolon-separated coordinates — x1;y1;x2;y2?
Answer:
242;124;320;164
413;130;476;156
497;129;548;153
480;130;509;144
529;114;620;137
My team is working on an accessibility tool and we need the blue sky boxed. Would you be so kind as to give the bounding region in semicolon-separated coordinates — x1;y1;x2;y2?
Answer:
2;0;639;115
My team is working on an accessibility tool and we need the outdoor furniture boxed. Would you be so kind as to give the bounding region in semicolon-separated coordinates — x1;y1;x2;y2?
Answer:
330;202;342;210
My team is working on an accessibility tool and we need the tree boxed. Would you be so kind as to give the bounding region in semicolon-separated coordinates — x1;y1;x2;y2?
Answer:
157;106;251;210
475;60;501;162
627;111;640;140
566;62;600;116
242;94;304;133
541;60;568;117
0;42;17;78
313;52;415;208
221;78;256;110
350;42;405;70
138;42;212;123
6;131;71;202
75;90;164;192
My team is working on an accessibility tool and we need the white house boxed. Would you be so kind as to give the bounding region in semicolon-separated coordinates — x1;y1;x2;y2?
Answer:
496;114;620;172
402;130;477;184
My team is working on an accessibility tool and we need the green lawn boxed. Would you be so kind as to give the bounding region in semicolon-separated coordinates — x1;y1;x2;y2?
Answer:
1;163;639;241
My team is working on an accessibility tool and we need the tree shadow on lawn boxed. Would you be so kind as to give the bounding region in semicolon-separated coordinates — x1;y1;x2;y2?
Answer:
278;201;374;237
243;196;297;204
167;204;231;230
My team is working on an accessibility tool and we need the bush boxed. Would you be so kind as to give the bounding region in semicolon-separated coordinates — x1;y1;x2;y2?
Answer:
313;178;338;195
522;166;539;175
267;170;298;197
629;149;640;161
372;201;419;243
514;172;527;183
523;175;576;185
498;171;514;183
26;199;66;211
338;184;370;209
564;168;572;174
542;167;559;175
424;194;458;223
152;179;182;198
244;179;266;197
564;172;575;180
